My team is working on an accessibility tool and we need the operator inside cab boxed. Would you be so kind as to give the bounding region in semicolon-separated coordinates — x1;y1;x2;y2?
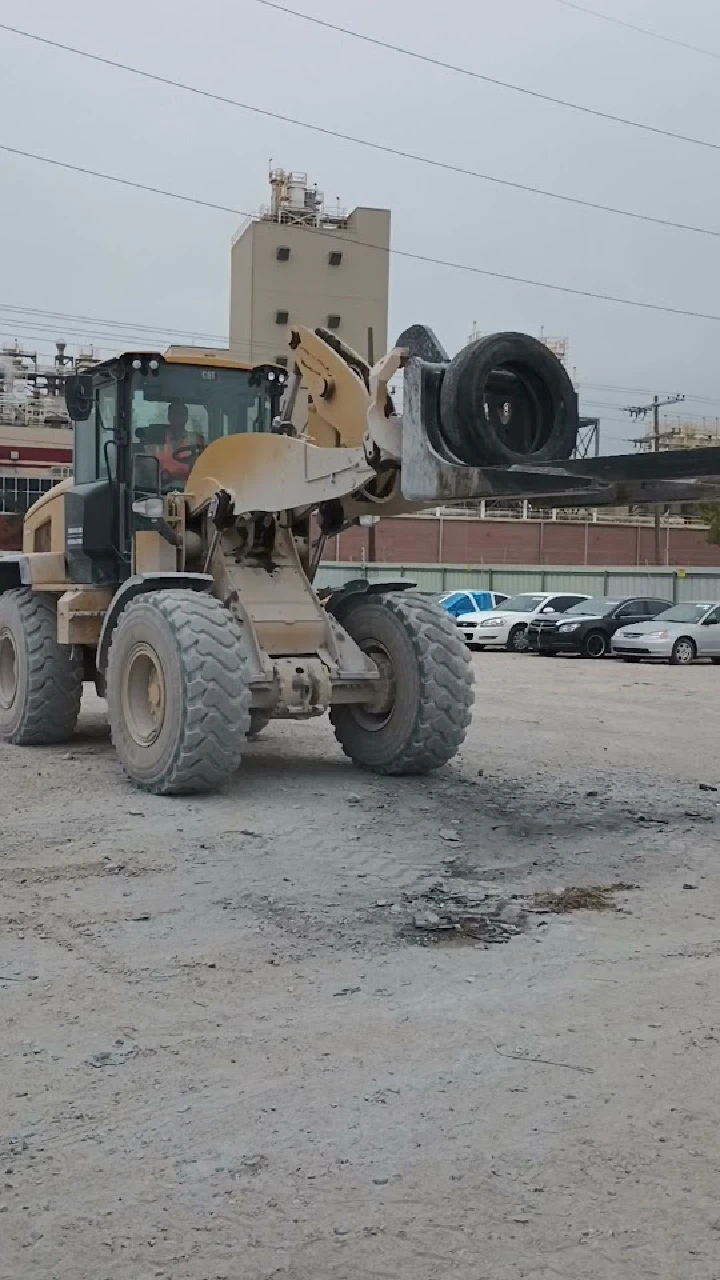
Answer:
151;400;206;485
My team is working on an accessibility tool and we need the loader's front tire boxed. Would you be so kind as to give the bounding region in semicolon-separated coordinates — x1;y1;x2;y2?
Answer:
0;588;83;745
330;591;474;775
106;590;251;795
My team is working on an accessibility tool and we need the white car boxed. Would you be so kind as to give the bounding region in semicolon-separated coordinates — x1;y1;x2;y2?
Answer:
611;600;720;664
456;590;590;652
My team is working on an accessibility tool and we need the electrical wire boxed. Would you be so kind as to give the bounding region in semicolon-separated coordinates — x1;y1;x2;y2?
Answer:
578;380;720;408
249;0;720;151
0;301;227;344
548;0;720;61
4;142;720;324
2;23;720;241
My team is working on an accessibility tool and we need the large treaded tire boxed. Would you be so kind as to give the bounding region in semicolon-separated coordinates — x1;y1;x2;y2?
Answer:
330;591;474;775
0;588;83;745
106;590;251;795
438;332;578;467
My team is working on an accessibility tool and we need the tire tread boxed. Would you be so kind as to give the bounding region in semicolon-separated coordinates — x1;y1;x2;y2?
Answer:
107;590;251;794
0;589;82;745
330;590;474;775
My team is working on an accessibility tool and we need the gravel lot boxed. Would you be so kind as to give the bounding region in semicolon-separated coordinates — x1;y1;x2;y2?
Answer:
2;652;719;1279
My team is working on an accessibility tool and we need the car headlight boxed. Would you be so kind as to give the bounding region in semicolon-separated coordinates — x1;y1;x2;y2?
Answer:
558;621;582;632
644;630;669;640
480;616;504;627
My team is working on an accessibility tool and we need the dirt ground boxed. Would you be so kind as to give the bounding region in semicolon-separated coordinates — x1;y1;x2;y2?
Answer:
2;651;720;1280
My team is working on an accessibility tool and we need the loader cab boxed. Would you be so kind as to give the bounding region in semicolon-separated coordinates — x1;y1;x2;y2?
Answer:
64;351;288;584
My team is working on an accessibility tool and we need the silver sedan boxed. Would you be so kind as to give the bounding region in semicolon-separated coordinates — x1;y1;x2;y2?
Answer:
611;601;720;665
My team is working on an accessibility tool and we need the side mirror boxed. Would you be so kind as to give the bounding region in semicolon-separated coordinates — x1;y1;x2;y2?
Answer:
65;373;94;422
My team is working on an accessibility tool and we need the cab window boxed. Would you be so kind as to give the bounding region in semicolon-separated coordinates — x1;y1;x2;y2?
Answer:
130;363;278;491
73;381;116;484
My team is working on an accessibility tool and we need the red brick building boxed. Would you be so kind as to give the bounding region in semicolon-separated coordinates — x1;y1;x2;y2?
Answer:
325;513;720;568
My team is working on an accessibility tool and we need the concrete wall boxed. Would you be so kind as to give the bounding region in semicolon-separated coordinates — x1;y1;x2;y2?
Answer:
325;515;720;569
229;207;390;365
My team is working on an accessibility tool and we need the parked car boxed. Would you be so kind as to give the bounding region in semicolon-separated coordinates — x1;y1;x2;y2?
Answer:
530;595;672;658
436;590;508;617
611;600;720;665
456;591;590;651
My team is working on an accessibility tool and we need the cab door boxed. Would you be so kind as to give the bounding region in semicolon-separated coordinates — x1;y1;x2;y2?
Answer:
66;378;122;585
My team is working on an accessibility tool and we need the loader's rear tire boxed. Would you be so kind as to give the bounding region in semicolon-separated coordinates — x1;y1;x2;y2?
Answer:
106;590;251;795
330;591;474;775
0;588;83;745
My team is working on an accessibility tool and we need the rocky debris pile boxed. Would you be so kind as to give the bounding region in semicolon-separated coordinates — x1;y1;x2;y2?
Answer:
376;881;527;946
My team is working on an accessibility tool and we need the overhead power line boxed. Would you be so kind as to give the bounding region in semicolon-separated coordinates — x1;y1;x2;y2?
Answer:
549;0;720;61
250;0;720;152
1;23;720;242
4;141;720;325
578;380;720;408
0;302;227;344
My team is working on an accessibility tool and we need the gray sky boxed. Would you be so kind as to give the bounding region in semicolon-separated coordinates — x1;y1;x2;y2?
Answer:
2;0;720;449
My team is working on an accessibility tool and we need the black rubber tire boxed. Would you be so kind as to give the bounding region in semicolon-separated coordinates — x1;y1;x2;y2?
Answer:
0;588;83;745
582;630;608;659
507;624;528;653
106;590;251;794
248;710;271;738
438;332;579;467
330;591;474;775
669;636;696;667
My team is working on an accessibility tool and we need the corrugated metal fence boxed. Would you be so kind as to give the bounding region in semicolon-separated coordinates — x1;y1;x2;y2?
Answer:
318;562;720;604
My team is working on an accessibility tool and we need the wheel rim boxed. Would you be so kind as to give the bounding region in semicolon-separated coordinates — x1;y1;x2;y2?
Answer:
675;640;694;664
122;642;167;747
511;628;528;651
586;634;605;657
0;628;18;711
355;639;396;731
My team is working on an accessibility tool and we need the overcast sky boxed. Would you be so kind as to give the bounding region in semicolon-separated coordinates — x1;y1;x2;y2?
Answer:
2;0;720;448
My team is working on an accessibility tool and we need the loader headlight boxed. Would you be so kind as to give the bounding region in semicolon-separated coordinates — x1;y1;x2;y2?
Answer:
558;621;581;632
132;497;164;519
480;615;503;627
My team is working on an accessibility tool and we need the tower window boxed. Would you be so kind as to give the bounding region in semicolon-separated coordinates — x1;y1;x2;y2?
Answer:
327;314;341;330
275;355;289;368
275;309;289;325
276;245;290;262
328;250;342;266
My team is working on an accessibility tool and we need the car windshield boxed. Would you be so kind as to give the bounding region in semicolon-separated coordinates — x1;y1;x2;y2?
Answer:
655;603;712;623
565;597;619;615
500;593;548;613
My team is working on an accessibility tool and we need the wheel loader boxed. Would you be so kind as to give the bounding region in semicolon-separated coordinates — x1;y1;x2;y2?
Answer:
1;324;719;794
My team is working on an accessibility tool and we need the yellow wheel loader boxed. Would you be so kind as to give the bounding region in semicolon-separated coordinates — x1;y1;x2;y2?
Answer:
0;325;719;794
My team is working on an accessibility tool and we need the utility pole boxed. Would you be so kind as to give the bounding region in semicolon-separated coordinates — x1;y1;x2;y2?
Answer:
366;327;377;563
624;393;685;565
